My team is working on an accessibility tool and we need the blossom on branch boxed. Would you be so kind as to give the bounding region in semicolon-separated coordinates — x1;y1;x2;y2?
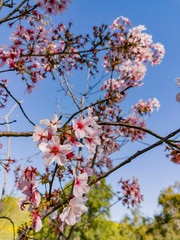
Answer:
60;197;88;226
119;178;143;207
39;136;72;166
40;113;62;131
18;167;41;211
73;169;90;197
72;115;94;139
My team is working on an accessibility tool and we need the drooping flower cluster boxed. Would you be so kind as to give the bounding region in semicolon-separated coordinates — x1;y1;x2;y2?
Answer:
17;167;42;231
18;167;41;210
119;178;143;207
165;145;180;164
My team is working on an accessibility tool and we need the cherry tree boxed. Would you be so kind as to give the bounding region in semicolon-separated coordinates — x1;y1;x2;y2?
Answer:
0;1;179;239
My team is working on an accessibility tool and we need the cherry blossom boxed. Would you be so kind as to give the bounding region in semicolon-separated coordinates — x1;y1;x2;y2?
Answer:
85;133;101;154
0;4;171;236
73;169;90;197
60;197;88;226
39;136;72;166
40;113;62;131
119;178;143;207
31;210;42;232
18;167;41;211
32;125;48;147
72;115;94;138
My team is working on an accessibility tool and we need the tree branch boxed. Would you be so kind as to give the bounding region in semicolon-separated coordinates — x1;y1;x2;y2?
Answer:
0;0;28;24
64;86;131;126
98;121;180;150
62;73;80;110
89;127;180;186
0;131;33;137
0;83;35;126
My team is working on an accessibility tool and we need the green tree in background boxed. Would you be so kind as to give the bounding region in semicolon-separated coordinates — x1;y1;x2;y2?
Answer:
147;182;180;240
2;181;180;240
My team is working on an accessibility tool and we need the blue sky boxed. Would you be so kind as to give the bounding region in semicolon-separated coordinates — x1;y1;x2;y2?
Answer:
0;0;180;222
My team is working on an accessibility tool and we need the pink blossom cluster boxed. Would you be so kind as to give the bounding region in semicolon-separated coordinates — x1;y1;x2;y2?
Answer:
33;111;102;167
33;113;73;167
120;115;146;141
60;197;88;226
132;98;160;115
0;14;165;98
6;13;167;236
72;110;101;154
17;167;41;231
18;167;41;210
0;19;85;93
34;0;72;16
102;16;165;89
165;145;180;165
59;169;90;228
119;178;143;207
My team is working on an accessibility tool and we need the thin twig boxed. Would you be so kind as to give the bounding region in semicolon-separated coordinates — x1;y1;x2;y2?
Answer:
48;164;58;201
64;86;131;126
0;4;37;24
0;69;15;74
0;119;16;125
0;83;35;126
75;199;120;230
62;73;80;110
0;0;28;23
0;103;19;214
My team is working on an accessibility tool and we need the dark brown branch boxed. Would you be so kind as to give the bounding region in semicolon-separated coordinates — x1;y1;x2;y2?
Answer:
16;199;65;240
0;4;37;24
0;83;35;126
0;0;3;11
48;164;58;201
21;47;111;58
0;0;28;23
98;121;180;150
66;225;75;240
89;127;180;186
0;69;15;74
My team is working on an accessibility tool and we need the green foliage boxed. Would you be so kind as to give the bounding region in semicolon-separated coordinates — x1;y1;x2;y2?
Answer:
86;179;113;217
0;195;29;240
147;182;180;239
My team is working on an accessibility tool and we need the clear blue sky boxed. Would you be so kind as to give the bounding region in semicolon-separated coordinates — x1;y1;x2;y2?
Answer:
0;0;180;222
